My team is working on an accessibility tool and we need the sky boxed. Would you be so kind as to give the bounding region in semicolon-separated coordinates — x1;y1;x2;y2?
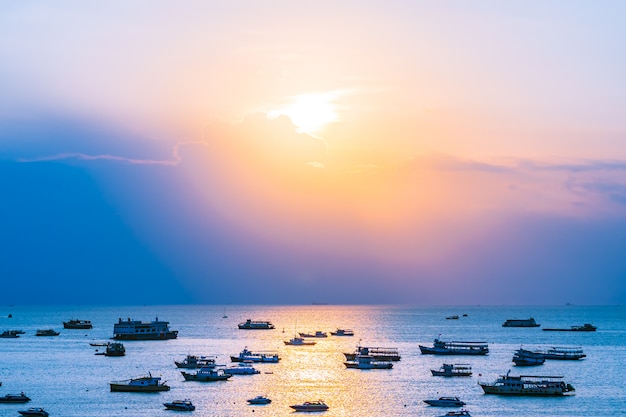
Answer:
1;1;625;305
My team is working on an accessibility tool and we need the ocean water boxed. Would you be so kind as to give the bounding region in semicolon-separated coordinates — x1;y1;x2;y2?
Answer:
0;305;624;417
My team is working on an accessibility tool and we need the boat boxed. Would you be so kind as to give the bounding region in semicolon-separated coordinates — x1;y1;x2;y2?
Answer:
0;330;20;338
110;373;170;392
175;354;216;369
163;399;195;411
223;362;260;375
231;347;280;363
502;318;540;327
237;319;275;330
18;408;48;417
181;367;232;382
113;317;178;340
247;395;271;405
89;342;108;347
344;346;401;361
512;348;545;366
437;411;471;417
446;315;459;320
344;354;393;369
543;323;597;332
104;342;126;356
284;336;316;346
0;392;30;403
330;328;354;336
423;397;466;407
479;370;575;396
289;400;329;412
419;339;488;355
63;319;93;329
299;331;328;338
431;363;473;377
35;329;59;336
542;346;586;360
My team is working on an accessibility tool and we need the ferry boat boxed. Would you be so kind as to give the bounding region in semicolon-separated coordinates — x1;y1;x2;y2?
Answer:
431;363;473;377
480;371;575;396
163;399;195;411
0;392;31;403
18;408;48;417
423;397;466;407
110;374;170;392
299;330;328;338
543;323;597;332
290;400;329;412
223;362;261;375
112;317;178;340
237;319;275;330
344;354;393;369
175;354;217;369
502;318;540;327
35;329;59;336
231;347;280;363
512;349;545;366
247;395;271;405
181;367;232;382
63;319;93;329
542;346;586;360
344;346;401;361
284;336;316;346
330;328;354;336
419;339;488;355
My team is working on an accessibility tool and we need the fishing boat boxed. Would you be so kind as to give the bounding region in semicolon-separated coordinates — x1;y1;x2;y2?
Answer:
423;397;466;407
502;318;540;327
163;399;195;411
419;339;488;355
479;371;575;396
543;323;597;332
290;400;329;412
110;373;170;392
231;347;280;363
0;392;30;403
330;328;354;336
175;354;217;369
344;346;401;361
35;329;59;336
237;319;275;330
284;336;316;346
18;408;48;417
63;319;93;329
344;354;393;369
223;362;260;375
112;317;178;340
247;395;272;405
431;364;473;377
181;367;232;382
542;346;586;360
512;348;545;366
299;330;328;338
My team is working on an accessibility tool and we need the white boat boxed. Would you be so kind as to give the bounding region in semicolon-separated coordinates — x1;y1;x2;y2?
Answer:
290;400;329;412
423;397;466;407
110;373;170;392
175;354;216;369
181;367;231;382
247;395;272;405
113;316;178;340
237;319;275;330
18;408;49;417
230;347;280;363
330;328;354;336
223;362;260;375
419;339;488;355
344;346;401;361
437;411;471;417
344;354;393;369
512;349;545;366
431;364;472;377
542;346;586;360
284;336;316;346
163;399;195;411
480;371;575;396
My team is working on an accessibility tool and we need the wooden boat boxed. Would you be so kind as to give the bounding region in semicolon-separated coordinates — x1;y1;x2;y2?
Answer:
63;319;93;329
431;363;472;377
0;393;31;403
480;371;575;396
110;374;170;392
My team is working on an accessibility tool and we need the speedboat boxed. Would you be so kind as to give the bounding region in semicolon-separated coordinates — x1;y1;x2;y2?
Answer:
247;395;271;405
18;408;49;417
0;392;31;403
110;373;170;392
284;337;316;346
423;397;466;407
437;411;471;417
163;399;195;411
290;400;329;412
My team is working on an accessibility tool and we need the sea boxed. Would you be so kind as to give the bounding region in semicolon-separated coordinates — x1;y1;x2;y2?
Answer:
0;305;624;417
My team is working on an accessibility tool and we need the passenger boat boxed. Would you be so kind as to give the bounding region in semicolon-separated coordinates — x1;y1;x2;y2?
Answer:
237;319;275;330
18;408;48;417
63;319;93;329
543;323;597;332
223;362;260;375
231;347;280;363
0;330;20;338
542;346;586;360
113;317;178;340
104;342;125;356
35;329;59;336
299;331;328;338
502;318;540;327
344;346;401;361
431;363;472;377
284;336;316;346
419;339;488;355
110;374;170;392
344;354;393;369
247;395;271;405
181;367;232;382
163;399;195;411
437;411;471;417
0;392;31;403
423;397;466;407
512;348;545;366
289;400;329;412
175;354;216;369
330;328;354;336
479;371;575;396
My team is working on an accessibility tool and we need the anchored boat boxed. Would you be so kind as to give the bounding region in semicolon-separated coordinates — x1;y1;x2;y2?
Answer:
110;373;170;392
419;339;488;355
431;363;473;377
113;317;178;340
480;371;575;396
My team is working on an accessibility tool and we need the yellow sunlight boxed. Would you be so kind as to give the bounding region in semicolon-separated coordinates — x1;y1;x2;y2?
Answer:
268;93;338;134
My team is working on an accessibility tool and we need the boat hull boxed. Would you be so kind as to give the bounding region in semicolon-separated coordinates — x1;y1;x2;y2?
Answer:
480;384;572;396
0;396;31;403
112;332;178;340
419;346;487;355
110;384;170;392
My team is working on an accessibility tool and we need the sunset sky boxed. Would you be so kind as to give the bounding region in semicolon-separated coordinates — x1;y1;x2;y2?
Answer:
1;1;625;305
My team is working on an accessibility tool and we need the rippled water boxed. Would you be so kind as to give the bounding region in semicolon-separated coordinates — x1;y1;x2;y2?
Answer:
0;305;624;417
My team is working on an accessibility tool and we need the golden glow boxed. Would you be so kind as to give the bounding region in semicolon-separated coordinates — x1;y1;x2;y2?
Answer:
268;93;338;134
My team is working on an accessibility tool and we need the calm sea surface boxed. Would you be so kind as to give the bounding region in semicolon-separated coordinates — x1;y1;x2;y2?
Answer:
0;305;624;417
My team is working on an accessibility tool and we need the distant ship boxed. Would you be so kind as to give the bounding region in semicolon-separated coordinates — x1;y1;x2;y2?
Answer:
112;317;178;340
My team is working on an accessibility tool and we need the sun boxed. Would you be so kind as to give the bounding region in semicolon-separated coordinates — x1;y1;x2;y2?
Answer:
268;93;338;134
